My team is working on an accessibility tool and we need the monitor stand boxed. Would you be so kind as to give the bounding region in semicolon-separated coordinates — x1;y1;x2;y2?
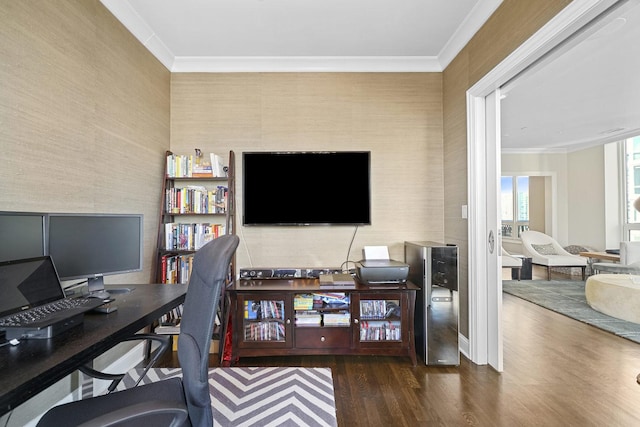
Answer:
87;276;135;296
86;277;119;313
87;276;108;297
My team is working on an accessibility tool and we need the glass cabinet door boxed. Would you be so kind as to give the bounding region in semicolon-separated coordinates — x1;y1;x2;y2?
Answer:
358;297;402;342
241;297;287;342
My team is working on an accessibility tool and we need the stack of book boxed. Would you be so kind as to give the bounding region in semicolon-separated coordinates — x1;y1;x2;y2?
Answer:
295;312;322;326
166;152;227;178
323;312;350;326
294;294;314;310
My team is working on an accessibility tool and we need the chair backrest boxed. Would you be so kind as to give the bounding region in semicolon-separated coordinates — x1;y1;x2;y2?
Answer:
177;234;239;427
520;230;567;256
521;230;553;245
501;247;522;267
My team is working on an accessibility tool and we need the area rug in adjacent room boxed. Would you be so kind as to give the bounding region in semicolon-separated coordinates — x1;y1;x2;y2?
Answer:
502;279;640;345
114;366;338;427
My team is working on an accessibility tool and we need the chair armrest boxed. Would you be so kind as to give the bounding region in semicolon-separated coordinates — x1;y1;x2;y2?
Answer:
77;400;188;427
79;333;171;393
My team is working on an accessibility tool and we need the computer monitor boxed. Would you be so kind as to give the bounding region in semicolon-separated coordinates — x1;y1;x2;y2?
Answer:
0;212;47;262
47;213;143;294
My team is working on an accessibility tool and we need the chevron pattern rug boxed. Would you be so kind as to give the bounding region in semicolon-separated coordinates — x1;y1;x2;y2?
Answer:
112;366;338;427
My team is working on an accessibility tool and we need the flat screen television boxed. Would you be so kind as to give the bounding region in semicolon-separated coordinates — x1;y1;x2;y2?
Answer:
0;211;47;262
47;213;143;293
243;151;371;226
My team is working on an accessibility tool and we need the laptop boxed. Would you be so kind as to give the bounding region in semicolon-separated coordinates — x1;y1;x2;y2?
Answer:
0;256;108;340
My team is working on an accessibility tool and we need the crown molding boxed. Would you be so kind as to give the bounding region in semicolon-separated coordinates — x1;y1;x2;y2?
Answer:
101;0;175;69
101;0;503;73
170;56;442;73
438;0;503;69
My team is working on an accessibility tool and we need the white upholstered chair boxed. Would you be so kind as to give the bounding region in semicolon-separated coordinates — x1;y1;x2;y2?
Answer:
501;248;523;280
520;230;587;280
593;241;640;274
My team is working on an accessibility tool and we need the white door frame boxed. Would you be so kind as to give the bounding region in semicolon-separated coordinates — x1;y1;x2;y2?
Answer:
466;0;620;369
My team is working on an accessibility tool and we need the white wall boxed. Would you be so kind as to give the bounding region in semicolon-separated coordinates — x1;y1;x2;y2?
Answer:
567;145;607;249
503;143;620;252
502;152;568;244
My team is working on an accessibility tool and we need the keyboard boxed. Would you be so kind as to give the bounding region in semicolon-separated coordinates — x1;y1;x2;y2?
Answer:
0;297;105;329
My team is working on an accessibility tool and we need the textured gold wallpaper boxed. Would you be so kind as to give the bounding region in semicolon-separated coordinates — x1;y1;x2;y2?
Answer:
0;0;170;284
1;0;572;340
443;0;572;336
170;72;444;269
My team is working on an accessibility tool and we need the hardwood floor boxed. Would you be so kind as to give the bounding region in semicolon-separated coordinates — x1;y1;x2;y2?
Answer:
160;274;640;426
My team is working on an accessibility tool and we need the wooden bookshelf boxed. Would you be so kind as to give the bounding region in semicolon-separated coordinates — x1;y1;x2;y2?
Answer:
153;150;236;360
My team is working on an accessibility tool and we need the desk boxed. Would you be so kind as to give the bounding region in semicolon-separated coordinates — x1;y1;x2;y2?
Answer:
0;284;187;416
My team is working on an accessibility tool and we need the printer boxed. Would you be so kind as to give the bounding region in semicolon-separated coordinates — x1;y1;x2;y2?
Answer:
355;259;409;284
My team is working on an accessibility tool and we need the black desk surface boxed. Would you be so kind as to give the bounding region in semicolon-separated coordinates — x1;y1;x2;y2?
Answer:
0;283;187;415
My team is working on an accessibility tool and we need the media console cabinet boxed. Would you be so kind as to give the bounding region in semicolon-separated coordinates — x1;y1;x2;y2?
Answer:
225;278;418;366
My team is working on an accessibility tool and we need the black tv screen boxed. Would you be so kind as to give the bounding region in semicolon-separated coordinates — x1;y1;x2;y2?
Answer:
243;151;371;226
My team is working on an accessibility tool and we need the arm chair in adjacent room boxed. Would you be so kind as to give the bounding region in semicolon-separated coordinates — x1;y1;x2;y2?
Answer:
593;241;640;274
520;230;587;280
37;234;240;427
501;247;523;280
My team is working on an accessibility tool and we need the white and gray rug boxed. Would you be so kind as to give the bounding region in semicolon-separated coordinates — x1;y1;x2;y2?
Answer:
503;279;640;344
115;366;338;427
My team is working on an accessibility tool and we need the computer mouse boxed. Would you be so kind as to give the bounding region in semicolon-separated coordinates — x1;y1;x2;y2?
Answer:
89;290;112;300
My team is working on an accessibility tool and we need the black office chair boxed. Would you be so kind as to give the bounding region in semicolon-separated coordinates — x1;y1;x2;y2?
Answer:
78;332;171;397
37;234;240;427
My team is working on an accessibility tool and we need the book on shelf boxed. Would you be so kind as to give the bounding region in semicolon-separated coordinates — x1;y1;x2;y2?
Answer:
244;300;259;319
360;300;399;319
210;153;226;178
160;253;194;284
163;223;225;251
359;320;401;341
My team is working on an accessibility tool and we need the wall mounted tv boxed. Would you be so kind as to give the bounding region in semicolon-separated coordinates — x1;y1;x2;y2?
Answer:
243;151;371;226
47;213;143;293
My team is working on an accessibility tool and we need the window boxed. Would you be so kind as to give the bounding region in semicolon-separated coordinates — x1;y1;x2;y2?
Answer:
501;176;529;238
623;136;640;241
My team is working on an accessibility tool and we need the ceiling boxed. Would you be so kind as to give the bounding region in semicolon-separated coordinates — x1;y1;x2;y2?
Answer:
500;0;640;153
101;0;500;71
101;0;640;153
